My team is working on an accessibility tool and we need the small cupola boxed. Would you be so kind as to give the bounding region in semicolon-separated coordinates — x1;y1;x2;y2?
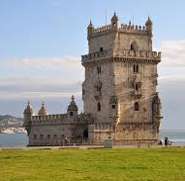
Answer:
67;95;78;116
111;12;118;26
38;102;48;116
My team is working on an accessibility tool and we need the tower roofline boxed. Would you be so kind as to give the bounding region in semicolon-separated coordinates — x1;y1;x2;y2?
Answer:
87;14;152;39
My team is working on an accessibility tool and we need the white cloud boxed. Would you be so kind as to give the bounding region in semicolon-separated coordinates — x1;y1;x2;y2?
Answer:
0;56;83;100
0;77;82;100
160;40;185;67
9;56;81;69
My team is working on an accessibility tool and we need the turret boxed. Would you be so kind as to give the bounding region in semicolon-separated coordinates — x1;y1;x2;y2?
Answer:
87;20;94;39
23;101;33;122
67;95;78;117
38;102;48;116
23;101;33;135
145;17;153;36
111;12;118;28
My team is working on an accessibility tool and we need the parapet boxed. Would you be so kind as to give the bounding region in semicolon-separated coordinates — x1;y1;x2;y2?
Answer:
32;114;67;122
88;22;149;39
82;49;161;64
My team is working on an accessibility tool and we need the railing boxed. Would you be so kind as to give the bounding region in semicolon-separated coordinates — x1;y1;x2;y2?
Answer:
82;49;161;63
81;50;111;62
32;114;67;121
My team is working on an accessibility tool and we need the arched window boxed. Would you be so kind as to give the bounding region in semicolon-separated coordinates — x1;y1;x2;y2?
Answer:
130;41;138;51
100;47;104;52
53;134;57;139
97;102;101;111
133;64;139;73
134;102;139;111
97;66;101;74
40;134;44;139
83;129;88;139
47;134;51;139
33;134;37;139
112;104;116;109
70;112;73;116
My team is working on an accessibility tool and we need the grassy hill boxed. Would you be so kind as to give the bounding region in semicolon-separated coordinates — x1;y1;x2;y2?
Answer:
0;147;185;181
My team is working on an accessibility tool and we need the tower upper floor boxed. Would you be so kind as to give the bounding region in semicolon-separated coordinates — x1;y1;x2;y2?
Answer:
82;13;161;65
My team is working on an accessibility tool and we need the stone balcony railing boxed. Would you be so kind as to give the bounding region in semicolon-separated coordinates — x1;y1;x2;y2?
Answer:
82;49;161;64
32;114;67;122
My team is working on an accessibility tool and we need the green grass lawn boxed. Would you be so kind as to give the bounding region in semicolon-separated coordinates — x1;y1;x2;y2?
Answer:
0;147;185;181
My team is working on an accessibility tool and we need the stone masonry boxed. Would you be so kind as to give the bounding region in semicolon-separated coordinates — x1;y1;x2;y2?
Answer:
24;13;162;146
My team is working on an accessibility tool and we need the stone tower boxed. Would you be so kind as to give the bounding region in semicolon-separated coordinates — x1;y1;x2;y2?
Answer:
23;101;33;136
82;13;162;145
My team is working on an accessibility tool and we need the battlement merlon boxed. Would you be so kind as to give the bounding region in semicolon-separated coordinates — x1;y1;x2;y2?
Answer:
87;15;153;39
81;49;161;65
31;114;67;121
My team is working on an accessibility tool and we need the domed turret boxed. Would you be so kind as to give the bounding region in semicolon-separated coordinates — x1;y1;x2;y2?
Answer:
67;95;78;116
38;102;48;116
111;12;118;27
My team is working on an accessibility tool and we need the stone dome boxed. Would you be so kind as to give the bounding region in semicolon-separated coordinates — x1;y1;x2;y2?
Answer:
67;95;78;112
38;102;48;116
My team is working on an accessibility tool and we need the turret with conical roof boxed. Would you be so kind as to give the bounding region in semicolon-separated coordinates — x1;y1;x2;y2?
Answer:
111;12;118;28
87;20;94;39
67;95;78;117
23;101;33;121
23;101;33;135
145;17;152;36
38;102;48;116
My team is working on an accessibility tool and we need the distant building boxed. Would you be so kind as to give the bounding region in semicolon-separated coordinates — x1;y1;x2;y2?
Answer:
24;13;162;146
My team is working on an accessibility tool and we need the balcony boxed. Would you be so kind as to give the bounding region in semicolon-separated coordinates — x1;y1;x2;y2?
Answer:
81;49;161;65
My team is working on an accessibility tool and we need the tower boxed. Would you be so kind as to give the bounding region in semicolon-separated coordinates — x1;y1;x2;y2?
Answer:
23;101;33;136
82;13;162;145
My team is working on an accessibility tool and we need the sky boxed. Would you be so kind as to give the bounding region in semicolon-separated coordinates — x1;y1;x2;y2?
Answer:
0;0;185;129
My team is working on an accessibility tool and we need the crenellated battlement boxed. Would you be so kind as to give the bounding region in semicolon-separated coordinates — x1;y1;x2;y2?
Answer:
88;13;152;39
119;24;146;33
82;49;161;64
32;114;67;121
88;22;150;39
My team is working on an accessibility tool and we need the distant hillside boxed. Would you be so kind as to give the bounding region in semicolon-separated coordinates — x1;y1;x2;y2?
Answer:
0;115;23;131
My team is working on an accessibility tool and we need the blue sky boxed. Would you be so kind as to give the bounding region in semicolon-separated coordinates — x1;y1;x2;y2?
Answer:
0;0;185;129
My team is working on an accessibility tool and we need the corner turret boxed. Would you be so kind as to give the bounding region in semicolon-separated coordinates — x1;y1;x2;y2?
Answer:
111;12;118;28
145;17;152;36
87;20;94;39
23;101;33;135
24;101;33;120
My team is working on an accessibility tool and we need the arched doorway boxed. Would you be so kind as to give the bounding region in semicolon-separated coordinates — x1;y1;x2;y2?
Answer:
83;129;88;140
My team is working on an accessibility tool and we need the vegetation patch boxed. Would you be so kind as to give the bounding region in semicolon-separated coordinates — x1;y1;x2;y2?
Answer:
0;148;185;181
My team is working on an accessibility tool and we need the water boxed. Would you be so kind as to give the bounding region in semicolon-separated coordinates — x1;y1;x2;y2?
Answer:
0;133;28;147
160;130;185;146
0;130;185;147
